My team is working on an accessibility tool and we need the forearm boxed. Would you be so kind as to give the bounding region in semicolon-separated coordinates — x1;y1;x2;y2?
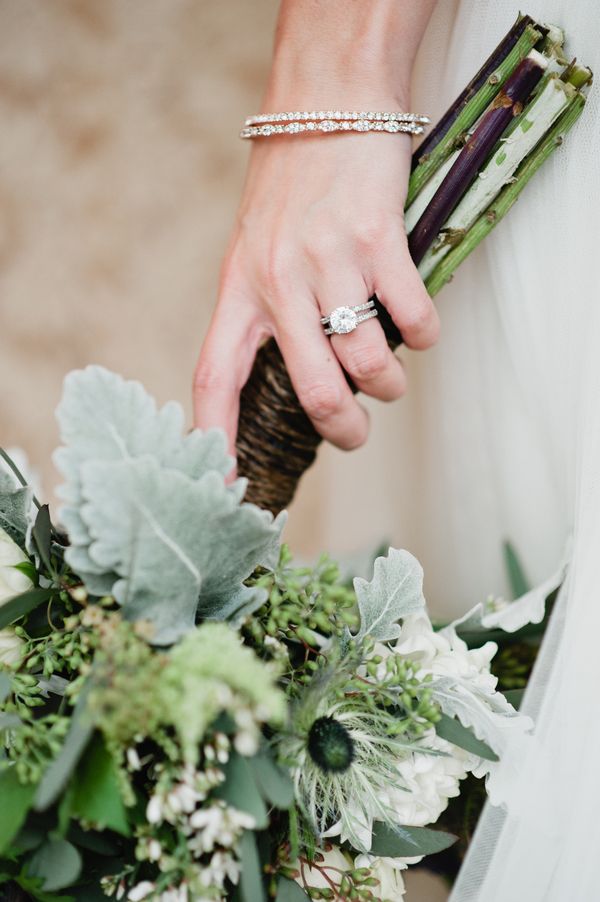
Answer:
263;0;438;109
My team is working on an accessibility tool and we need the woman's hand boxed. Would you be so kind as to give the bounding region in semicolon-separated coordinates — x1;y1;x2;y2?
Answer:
193;0;439;455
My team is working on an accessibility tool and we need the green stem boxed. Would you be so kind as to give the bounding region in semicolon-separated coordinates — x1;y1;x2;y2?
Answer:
406;23;543;207
424;92;586;298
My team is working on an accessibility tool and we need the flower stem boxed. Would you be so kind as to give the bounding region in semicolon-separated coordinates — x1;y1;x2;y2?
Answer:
407;23;543;206
412;14;538;166
424;92;587;298
408;53;547;265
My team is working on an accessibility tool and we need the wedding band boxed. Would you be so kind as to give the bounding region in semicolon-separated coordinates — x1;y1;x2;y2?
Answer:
321;301;378;336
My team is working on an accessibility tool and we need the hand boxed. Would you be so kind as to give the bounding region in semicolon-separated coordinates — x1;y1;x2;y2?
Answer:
193;0;440;456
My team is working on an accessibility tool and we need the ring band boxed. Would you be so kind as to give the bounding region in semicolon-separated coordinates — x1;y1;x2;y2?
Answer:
321;301;378;336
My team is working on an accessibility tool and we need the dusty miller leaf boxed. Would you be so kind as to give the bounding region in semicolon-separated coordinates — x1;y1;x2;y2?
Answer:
0;470;33;547
69;457;282;644
350;548;426;644
54;366;236;596
429;675;532;761
54;367;283;642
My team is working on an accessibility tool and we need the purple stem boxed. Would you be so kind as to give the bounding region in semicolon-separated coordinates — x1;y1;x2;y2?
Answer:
408;55;545;266
412;15;538;166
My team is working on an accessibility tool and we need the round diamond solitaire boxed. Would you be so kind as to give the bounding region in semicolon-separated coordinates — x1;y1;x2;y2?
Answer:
329;306;358;334
321;300;379;336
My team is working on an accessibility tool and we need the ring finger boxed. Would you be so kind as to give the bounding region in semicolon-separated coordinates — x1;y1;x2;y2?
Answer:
319;274;407;400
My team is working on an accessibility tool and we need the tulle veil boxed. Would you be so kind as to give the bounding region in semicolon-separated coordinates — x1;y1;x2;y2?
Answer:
408;2;600;898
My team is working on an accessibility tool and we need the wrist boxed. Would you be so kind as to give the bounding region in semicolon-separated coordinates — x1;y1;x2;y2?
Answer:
263;1;417;112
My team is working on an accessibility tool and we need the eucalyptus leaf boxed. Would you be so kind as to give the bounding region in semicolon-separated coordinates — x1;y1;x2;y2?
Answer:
215;752;268;829
370;822;457;857
503;541;531;599
0;767;36;853
350;548;426;644
0;588;55;630
238;830;266;902
0;671;11;703
249;750;295;809
276;877;310;901
26;838;82;892
70;735;130;836
34;684;94;812
31;505;54;577
10;872;74;902
435;712;499;761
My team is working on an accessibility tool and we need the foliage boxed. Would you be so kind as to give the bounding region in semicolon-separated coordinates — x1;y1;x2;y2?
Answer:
0;369;542;901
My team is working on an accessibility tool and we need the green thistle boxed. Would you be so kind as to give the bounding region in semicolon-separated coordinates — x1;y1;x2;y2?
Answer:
308;716;355;773
277;647;441;852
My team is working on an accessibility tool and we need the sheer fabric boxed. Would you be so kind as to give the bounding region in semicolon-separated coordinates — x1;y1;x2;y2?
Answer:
408;3;600;899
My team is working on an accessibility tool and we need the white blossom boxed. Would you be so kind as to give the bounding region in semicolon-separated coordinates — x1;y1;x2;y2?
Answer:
128;882;155;901
293;844;350;892
0;527;33;606
0;628;24;667
188;803;255;854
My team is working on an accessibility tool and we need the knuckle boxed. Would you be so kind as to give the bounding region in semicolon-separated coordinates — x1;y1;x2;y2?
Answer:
300;382;343;421
403;303;438;342
193;361;222;396
354;216;390;252
304;227;343;265
346;344;388;381
342;428;368;451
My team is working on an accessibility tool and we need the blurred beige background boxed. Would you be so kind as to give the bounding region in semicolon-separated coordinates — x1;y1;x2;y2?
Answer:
0;2;451;897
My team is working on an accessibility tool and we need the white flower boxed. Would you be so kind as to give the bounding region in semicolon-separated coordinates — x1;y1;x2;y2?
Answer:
0;628;24;667
147;839;162;862
128;882;155;901
389;732;475;826
159;887;188;902
354;854;414;899
0;527;33;606
201;851;240;888
393;613;497;692
126;747;142;771
233;729;259;756
293;845;350;892
188;803;255;854
146;794;164;825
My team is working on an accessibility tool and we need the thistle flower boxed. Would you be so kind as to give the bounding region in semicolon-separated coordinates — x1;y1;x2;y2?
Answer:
277;652;441;852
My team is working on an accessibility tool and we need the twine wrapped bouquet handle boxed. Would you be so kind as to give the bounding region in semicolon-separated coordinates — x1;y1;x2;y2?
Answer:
236;14;590;514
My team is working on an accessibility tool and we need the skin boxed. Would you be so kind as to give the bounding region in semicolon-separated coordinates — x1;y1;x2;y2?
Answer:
193;0;440;458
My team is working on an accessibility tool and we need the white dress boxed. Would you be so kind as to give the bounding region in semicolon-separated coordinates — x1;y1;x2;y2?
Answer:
407;2;600;900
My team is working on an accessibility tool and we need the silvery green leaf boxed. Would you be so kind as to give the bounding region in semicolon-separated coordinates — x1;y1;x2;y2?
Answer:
0;470;33;546
429;675;533;761
69;457;283;644
350;548;426;644
443;554;567;638
53;366;234;587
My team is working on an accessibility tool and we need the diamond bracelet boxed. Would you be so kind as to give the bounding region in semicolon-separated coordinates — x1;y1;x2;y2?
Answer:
239;110;430;139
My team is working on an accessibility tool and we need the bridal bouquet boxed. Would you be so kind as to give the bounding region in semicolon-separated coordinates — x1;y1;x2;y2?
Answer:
0;367;550;902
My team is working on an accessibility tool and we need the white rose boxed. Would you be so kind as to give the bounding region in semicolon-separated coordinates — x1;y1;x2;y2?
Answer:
354;854;417;899
293;844;350;892
0;527;33;605
0;628;25;667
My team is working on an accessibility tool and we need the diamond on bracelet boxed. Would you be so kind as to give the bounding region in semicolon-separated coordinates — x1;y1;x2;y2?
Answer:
239;110;429;140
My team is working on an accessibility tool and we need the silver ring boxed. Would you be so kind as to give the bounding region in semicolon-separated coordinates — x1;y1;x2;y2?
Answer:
321;300;378;336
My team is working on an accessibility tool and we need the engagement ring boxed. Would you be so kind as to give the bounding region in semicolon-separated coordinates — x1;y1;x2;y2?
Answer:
321;300;378;336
